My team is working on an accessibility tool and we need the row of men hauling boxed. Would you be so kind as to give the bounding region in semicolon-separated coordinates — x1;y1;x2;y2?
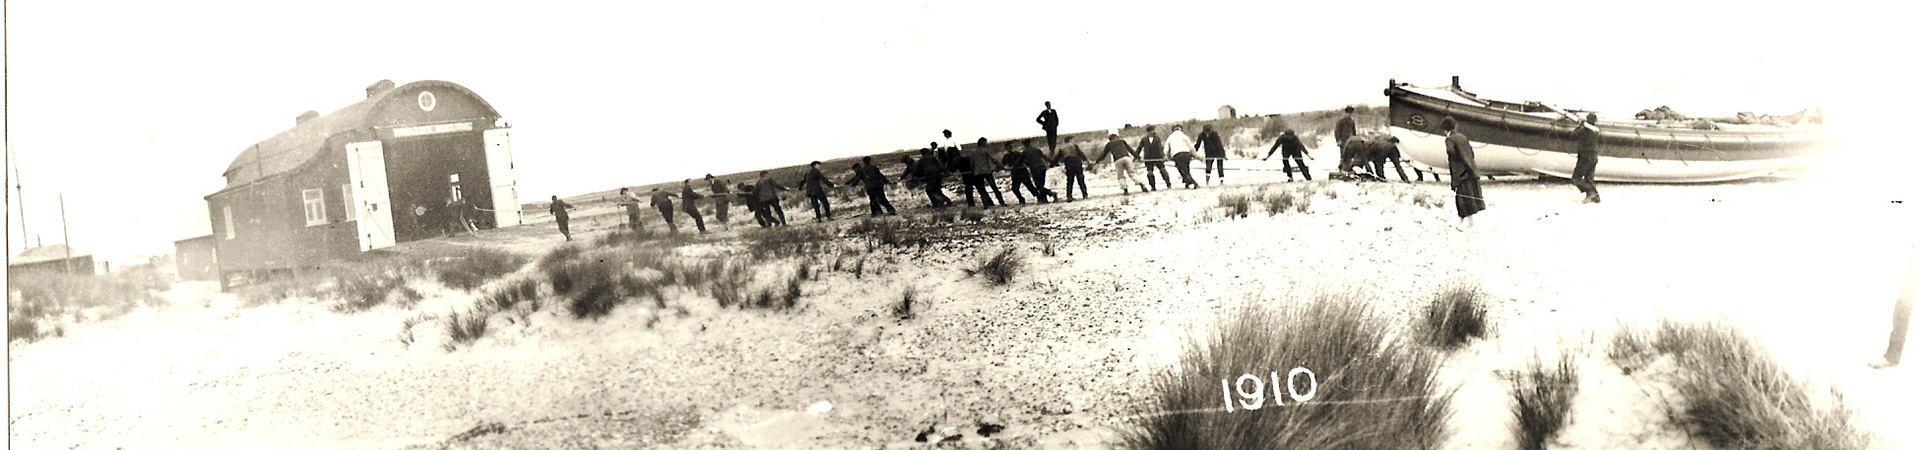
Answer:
543;169;817;241
896;124;1259;211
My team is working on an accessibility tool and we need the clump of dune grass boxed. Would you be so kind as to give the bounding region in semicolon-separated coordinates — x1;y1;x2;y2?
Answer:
432;248;531;291
1418;282;1491;350
1217;192;1252;219
847;218;927;250
1260;190;1297;216
480;277;542;311
542;253;661;320
782;276;803;309
963;247;1024;286
1510;352;1580;450
593;227;661;248
708;261;751;308
538;244;584;273
328;257;425;313
746;226;837;260
1123;292;1453;449
444;308;491;349
1611;319;1877;449
892;288;917;320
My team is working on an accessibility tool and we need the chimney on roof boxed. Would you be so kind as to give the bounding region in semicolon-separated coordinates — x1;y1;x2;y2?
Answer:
366;79;396;98
295;110;320;125
1451;76;1460;89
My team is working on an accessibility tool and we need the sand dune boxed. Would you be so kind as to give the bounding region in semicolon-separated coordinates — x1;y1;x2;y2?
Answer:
9;165;1916;449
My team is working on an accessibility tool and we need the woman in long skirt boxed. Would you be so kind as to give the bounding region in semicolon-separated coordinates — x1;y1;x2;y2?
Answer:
1442;116;1485;229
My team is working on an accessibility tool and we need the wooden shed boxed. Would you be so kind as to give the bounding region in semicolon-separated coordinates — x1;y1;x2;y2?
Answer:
8;244;96;275
204;79;520;286
172;235;218;281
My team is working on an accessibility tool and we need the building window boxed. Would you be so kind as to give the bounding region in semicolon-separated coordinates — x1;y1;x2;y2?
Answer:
303;188;327;226
448;173;463;202
223;206;235;239
341;184;356;222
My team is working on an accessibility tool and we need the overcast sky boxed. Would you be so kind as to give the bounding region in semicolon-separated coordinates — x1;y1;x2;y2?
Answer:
3;0;1909;263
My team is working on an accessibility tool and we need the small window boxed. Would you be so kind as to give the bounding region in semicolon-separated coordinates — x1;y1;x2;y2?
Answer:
223;206;235;239
341;184;356;222
303;188;327;226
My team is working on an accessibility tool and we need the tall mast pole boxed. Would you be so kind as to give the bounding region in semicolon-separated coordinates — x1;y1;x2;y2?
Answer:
10;146;27;252
61;193;72;274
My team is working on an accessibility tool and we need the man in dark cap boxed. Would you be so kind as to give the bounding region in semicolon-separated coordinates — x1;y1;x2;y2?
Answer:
739;181;769;228
1001;143;1037;204
648;187;679;233
706;174;732;230
962;137;1005;208
754;171;789;226
680;179;707;233
802;161;837;222
1335;106;1359;146
1052;136;1091;201
1263;129;1313;182
548;195;574;241
1137;125;1171;191
1570;112;1602;203
846;156;898;217
1366;136;1412;183
909;147;952;208
1096;132;1149;194
1036;101;1060;153
1198;124;1228;185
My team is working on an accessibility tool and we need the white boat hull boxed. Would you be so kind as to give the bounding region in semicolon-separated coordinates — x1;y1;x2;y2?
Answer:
1388;128;1813;183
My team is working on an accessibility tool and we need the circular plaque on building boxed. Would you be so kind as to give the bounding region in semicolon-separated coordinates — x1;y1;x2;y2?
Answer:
418;91;437;112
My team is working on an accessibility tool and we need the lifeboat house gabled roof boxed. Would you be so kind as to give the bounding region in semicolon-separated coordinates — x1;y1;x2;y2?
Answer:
218;80;501;189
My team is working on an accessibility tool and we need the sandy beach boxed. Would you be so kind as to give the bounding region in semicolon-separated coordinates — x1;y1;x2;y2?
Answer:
8;160;1917;449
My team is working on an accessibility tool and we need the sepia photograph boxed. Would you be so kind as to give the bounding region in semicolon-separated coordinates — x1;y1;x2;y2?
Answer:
5;1;1917;448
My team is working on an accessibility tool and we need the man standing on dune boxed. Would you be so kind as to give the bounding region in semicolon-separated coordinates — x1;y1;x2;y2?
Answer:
1036;101;1061;154
1335;106;1359;146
